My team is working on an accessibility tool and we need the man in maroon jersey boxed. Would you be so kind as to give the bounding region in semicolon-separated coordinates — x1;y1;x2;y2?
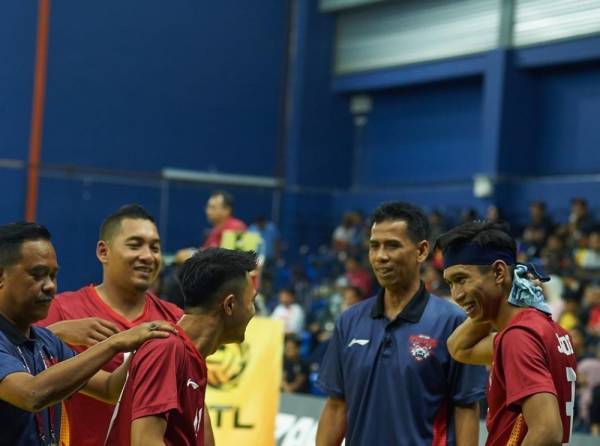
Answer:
439;222;577;446
38;204;186;446
203;191;247;249
106;248;258;445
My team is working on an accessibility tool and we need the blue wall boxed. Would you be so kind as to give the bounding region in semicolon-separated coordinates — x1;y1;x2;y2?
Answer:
42;0;287;176
0;2;36;160
530;62;600;176
358;78;483;186
294;0;354;189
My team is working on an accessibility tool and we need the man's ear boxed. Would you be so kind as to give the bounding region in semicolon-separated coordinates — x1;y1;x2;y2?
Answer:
222;294;236;316
491;260;510;285
417;240;430;263
96;240;109;264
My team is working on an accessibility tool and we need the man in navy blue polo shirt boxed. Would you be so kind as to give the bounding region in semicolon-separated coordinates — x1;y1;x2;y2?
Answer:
0;222;174;445
316;202;487;446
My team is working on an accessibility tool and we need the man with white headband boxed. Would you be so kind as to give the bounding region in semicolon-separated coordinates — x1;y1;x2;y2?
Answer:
439;221;577;446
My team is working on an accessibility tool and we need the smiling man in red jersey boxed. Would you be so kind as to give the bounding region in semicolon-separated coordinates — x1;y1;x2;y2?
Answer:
441;222;577;446
38;204;184;446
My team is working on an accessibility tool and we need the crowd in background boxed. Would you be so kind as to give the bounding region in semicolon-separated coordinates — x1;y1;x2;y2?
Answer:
157;195;600;434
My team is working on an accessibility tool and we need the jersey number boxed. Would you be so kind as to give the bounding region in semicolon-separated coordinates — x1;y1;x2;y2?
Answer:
564;367;576;445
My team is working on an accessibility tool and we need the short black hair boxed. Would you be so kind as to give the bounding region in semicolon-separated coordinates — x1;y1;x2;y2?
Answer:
210;190;234;210
435;221;517;263
179;248;257;310
344;285;363;299
530;200;546;211
369;202;430;243
284;334;301;347
0;222;52;268
99;204;156;241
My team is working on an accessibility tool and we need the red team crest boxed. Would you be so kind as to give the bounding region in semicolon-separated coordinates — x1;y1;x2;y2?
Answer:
409;334;437;361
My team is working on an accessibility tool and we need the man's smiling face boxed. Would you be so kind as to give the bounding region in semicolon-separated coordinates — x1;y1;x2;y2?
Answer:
443;264;503;323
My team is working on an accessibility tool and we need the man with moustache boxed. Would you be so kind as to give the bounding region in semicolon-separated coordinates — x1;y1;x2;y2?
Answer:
0;221;174;445
316;202;486;446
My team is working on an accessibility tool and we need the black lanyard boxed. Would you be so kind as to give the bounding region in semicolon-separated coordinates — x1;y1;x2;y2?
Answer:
16;345;58;446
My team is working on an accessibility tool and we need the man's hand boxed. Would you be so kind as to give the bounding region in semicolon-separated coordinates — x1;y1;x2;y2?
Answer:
47;317;120;346
108;321;176;352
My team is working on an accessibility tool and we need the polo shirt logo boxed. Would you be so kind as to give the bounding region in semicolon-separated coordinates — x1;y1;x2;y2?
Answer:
348;338;370;347
409;334;437;361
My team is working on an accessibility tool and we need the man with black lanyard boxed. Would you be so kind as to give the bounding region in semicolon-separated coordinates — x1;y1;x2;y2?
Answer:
0;222;175;445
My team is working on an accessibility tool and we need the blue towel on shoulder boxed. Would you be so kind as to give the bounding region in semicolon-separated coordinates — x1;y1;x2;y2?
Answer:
507;264;552;314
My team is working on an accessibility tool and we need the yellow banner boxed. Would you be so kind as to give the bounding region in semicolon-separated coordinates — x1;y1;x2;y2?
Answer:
206;317;283;446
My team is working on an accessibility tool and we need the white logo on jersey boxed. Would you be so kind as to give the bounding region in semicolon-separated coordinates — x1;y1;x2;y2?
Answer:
187;378;200;390
193;407;203;436
556;334;574;356
348;338;370;347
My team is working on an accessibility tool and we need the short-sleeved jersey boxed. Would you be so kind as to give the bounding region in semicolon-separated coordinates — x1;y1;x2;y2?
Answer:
0;314;74;446
317;284;487;445
203;217;247;248
37;285;183;446
486;309;577;446
105;325;207;446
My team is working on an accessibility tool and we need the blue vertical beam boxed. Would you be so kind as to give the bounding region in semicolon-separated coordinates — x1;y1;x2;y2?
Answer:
481;49;508;178
280;0;310;254
283;0;308;189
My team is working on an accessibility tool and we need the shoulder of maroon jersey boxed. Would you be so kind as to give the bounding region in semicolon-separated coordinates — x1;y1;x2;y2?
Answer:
497;319;547;348
132;331;185;364
145;292;184;319
54;285;95;303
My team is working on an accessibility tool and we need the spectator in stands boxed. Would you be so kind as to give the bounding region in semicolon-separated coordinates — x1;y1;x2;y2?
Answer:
578;358;600;432
581;283;600;344
428;209;447;247
522;201;554;257
540;233;573;275
332;212;358;259
569;326;586;359
569;198;595;238
485;205;504;224
460;207;479;224
343;257;372;298
341;286;363;311
422;261;450;297
203;190;247;248
271;288;305;335
559;298;581;331
248;215;280;264
282;335;309;394
575;227;600;276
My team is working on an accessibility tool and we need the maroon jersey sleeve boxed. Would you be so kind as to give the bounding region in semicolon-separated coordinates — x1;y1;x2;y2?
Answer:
500;327;557;407
128;337;183;420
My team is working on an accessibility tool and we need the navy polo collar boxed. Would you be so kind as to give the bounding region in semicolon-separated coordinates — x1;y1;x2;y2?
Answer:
0;313;31;346
370;281;430;323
